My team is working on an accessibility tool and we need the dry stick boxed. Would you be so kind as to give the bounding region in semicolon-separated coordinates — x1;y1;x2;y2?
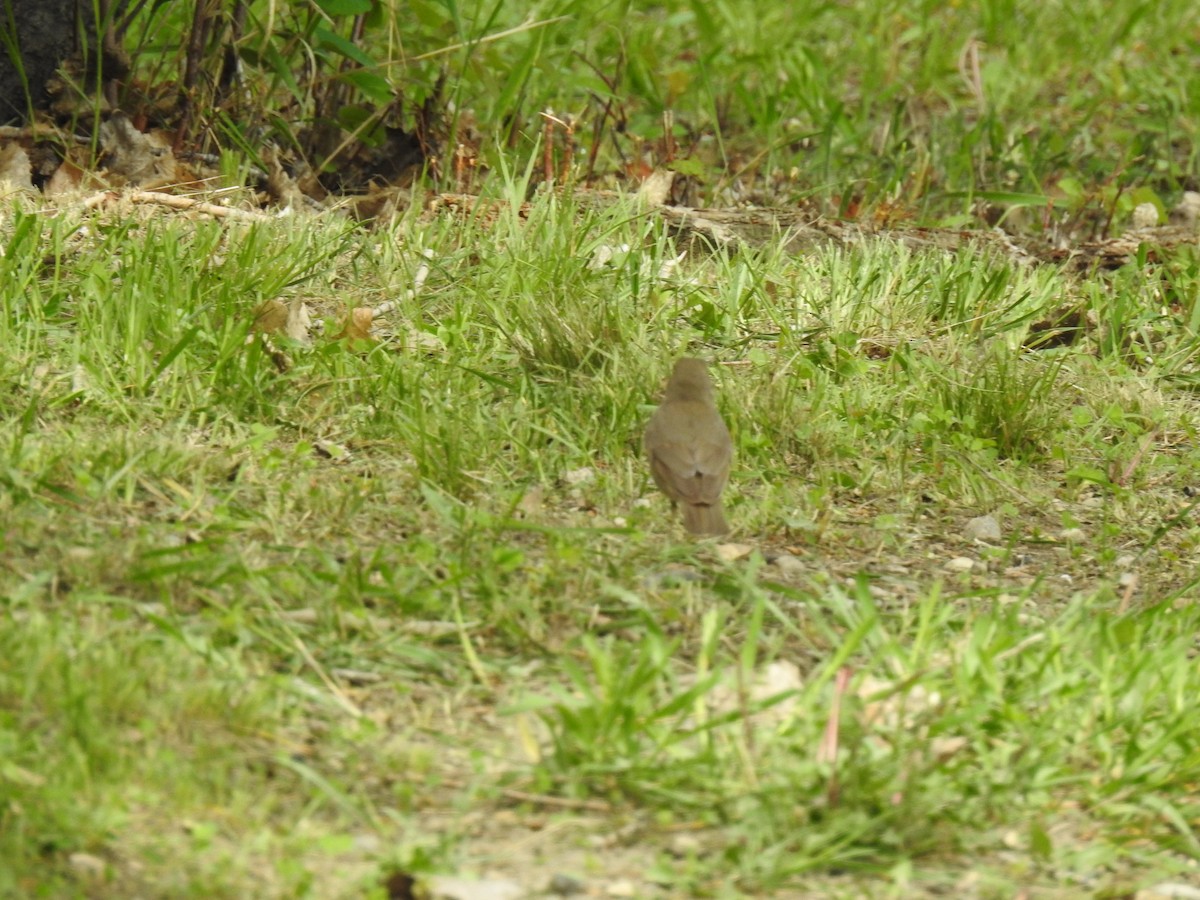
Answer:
498;788;611;813
818;666;852;808
260;596;365;719
560;114;575;183
662;109;675;164
290;634;365;719
435;775;613;813
175;0;218;153
83;190;272;221
572;52;622;182
372;249;433;318
0;125;89;143
585;93;612;182
1115;430;1157;488
1116;573;1139;616
542;110;555;184
454;142;473;193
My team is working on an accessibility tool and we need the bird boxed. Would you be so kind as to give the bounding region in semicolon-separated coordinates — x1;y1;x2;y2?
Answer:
644;357;733;535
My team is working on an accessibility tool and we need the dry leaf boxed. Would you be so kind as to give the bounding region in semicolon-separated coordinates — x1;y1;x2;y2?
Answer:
0;143;33;192
334;307;375;342
637;167;675;206
516;485;544;517
715;542;754;562
45;158;85;196
252;299;288;334
285;300;313;343
98;114;176;187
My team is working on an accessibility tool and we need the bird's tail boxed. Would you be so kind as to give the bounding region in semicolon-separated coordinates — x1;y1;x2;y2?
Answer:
683;502;728;536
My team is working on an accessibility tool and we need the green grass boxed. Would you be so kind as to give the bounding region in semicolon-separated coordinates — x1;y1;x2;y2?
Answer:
3;188;1199;896
108;0;1200;221
5;0;1200;895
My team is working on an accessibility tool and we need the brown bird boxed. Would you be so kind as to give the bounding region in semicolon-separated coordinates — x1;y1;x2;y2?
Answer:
644;357;733;535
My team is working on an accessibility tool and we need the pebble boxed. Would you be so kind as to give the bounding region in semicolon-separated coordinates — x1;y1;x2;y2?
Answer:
427;876;523;900
945;556;975;573
67;853;106;878
768;552;805;576
1131;202;1159;229
962;514;1002;544
548;873;586;895
715;542;754;562
1137;885;1200;900
668;833;702;857
562;467;595;486
1170;191;1200;226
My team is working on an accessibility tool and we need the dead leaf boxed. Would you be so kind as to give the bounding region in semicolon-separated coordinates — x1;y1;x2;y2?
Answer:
285;300;313;343
715;542;754;562
0;143;33;192
334;307;374;343
253;299;288;334
637;167;675;206
44;158;85;196
516;485;544;517
99;113;176;187
426;875;523;900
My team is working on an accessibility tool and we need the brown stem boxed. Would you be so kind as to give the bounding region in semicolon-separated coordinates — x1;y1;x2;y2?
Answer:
175;0;216;152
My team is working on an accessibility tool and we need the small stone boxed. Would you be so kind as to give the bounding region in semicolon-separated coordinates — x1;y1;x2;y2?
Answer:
331;668;381;685
548;873;586;895
352;833;381;852
1059;527;1086;542
606;880;638;898
768;552;805;576
715;542;754;562
427;876;523;900
562;467;595;486
668;833;703;857
68;853;106;878
945;556;975;572
962;514;1002;544
641;566;704;589
517;485;544;516
1169;191;1200;227
1137;884;1200;900
1131;202;1159;229
632;497;652;509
